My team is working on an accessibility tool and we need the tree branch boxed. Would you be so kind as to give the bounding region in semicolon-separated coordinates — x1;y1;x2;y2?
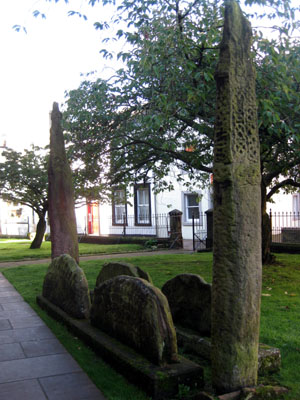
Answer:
267;178;300;200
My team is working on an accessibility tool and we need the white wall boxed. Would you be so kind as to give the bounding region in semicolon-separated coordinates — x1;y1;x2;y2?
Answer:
75;170;213;240
75;203;88;235
268;191;295;214
0;200;34;236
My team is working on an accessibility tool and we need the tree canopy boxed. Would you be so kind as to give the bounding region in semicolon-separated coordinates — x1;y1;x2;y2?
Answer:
13;0;300;259
0;143;98;248
0;145;49;248
62;0;300;200
256;36;300;204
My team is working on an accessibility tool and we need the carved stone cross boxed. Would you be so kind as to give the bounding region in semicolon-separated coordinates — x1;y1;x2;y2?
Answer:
212;0;262;393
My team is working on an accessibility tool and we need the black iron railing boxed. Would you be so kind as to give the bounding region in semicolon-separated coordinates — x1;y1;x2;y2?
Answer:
269;210;300;243
108;214;171;237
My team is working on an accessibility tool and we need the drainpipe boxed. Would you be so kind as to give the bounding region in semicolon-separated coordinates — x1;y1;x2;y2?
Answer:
154;191;159;237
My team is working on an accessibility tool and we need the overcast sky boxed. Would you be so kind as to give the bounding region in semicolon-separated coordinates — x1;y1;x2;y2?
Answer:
0;0;120;151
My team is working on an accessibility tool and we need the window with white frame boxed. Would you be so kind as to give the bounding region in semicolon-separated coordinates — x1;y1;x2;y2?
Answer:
135;184;151;225
293;194;300;219
183;193;202;224
112;189;127;225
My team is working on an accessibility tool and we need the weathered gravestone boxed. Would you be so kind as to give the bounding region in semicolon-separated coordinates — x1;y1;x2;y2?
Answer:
96;261;152;286
48;102;79;264
161;275;280;377
212;0;261;393
90;275;178;365
42;254;91;319
162;274;211;336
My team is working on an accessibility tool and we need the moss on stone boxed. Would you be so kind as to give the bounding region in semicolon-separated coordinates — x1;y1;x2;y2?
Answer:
212;0;261;392
241;385;289;399
91;276;178;365
42;254;91;319
95;261;152;286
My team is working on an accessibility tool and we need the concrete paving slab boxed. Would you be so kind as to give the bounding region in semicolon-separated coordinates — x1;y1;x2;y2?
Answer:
0;291;22;298
9;315;44;329
21;338;67;358
0;343;25;362
0;294;24;303
1;301;34;311
0;318;12;330
0;379;47;400
0;278;12;285
0;285;13;291
0;272;106;400
0;353;81;384
0;286;15;292
0;325;55;344
0;283;13;289
0;309;37;319
39;371;106;400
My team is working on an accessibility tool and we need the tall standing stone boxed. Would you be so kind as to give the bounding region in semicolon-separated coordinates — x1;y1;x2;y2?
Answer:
212;1;262;393
48;102;79;264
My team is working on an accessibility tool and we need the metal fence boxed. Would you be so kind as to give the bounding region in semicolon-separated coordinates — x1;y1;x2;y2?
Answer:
108;214;171;238
192;213;208;250
270;211;300;243
108;213;209;247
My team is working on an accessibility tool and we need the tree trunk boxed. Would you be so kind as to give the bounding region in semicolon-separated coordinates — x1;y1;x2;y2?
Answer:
261;182;275;264
30;215;46;249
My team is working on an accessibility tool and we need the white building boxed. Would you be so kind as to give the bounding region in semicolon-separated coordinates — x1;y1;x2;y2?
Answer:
269;191;300;215
75;171;213;241
0;200;35;237
0;136;40;238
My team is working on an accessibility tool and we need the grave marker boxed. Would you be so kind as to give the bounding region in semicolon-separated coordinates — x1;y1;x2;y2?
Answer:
212;0;262;392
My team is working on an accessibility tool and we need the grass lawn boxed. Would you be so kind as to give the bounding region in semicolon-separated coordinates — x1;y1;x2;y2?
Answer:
0;240;145;262
2;252;300;399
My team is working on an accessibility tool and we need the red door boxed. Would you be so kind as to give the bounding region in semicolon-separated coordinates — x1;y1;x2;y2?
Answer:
87;203;99;235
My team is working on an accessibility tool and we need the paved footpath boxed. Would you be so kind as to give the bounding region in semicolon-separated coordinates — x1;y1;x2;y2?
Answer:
0;248;192;269
0;272;106;400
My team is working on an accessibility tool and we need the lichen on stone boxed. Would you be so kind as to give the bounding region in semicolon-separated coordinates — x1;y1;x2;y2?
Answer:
42;253;91;319
90;275;178;365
